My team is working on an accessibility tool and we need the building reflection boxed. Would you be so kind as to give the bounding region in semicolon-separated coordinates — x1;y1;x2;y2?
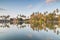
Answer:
17;23;26;29
0;23;26;30
0;23;10;28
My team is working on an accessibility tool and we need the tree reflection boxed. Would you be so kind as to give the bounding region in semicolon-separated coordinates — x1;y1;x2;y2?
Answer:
30;22;60;35
30;23;43;31
0;22;60;35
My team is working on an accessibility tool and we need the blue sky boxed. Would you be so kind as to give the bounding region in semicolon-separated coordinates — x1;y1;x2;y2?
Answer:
0;0;60;17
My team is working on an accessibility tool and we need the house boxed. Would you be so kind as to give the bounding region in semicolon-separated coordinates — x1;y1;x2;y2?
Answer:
0;15;10;23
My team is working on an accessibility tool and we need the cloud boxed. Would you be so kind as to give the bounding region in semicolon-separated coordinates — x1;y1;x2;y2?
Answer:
27;4;32;9
46;0;56;3
0;8;6;11
46;0;60;4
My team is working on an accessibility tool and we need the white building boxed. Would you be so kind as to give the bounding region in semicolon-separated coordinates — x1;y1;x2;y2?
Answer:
0;15;10;20
17;14;26;20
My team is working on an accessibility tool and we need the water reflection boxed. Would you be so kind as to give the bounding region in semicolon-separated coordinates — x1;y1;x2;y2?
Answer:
17;23;26;29
0;22;60;35
0;22;60;40
30;22;60;35
0;23;10;28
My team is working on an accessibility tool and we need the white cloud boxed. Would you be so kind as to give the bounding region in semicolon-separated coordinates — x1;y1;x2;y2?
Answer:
46;0;60;4
27;4;32;9
46;0;56;4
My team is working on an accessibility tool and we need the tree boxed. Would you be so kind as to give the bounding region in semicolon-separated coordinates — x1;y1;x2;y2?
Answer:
56;8;59;13
44;11;48;15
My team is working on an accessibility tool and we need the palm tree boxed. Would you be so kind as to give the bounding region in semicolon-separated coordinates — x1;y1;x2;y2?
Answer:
6;15;10;18
5;15;10;21
44;11;48;15
53;10;56;14
56;8;59;13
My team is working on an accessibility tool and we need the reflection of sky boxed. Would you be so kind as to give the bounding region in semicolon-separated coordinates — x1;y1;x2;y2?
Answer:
0;0;60;17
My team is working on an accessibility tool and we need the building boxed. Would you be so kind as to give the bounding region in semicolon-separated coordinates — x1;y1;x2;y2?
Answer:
0;15;10;23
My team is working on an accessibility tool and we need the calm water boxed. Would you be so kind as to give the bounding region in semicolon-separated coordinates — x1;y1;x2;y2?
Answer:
0;23;60;40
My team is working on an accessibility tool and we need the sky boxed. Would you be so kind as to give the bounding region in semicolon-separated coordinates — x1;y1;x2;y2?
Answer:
0;0;60;18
